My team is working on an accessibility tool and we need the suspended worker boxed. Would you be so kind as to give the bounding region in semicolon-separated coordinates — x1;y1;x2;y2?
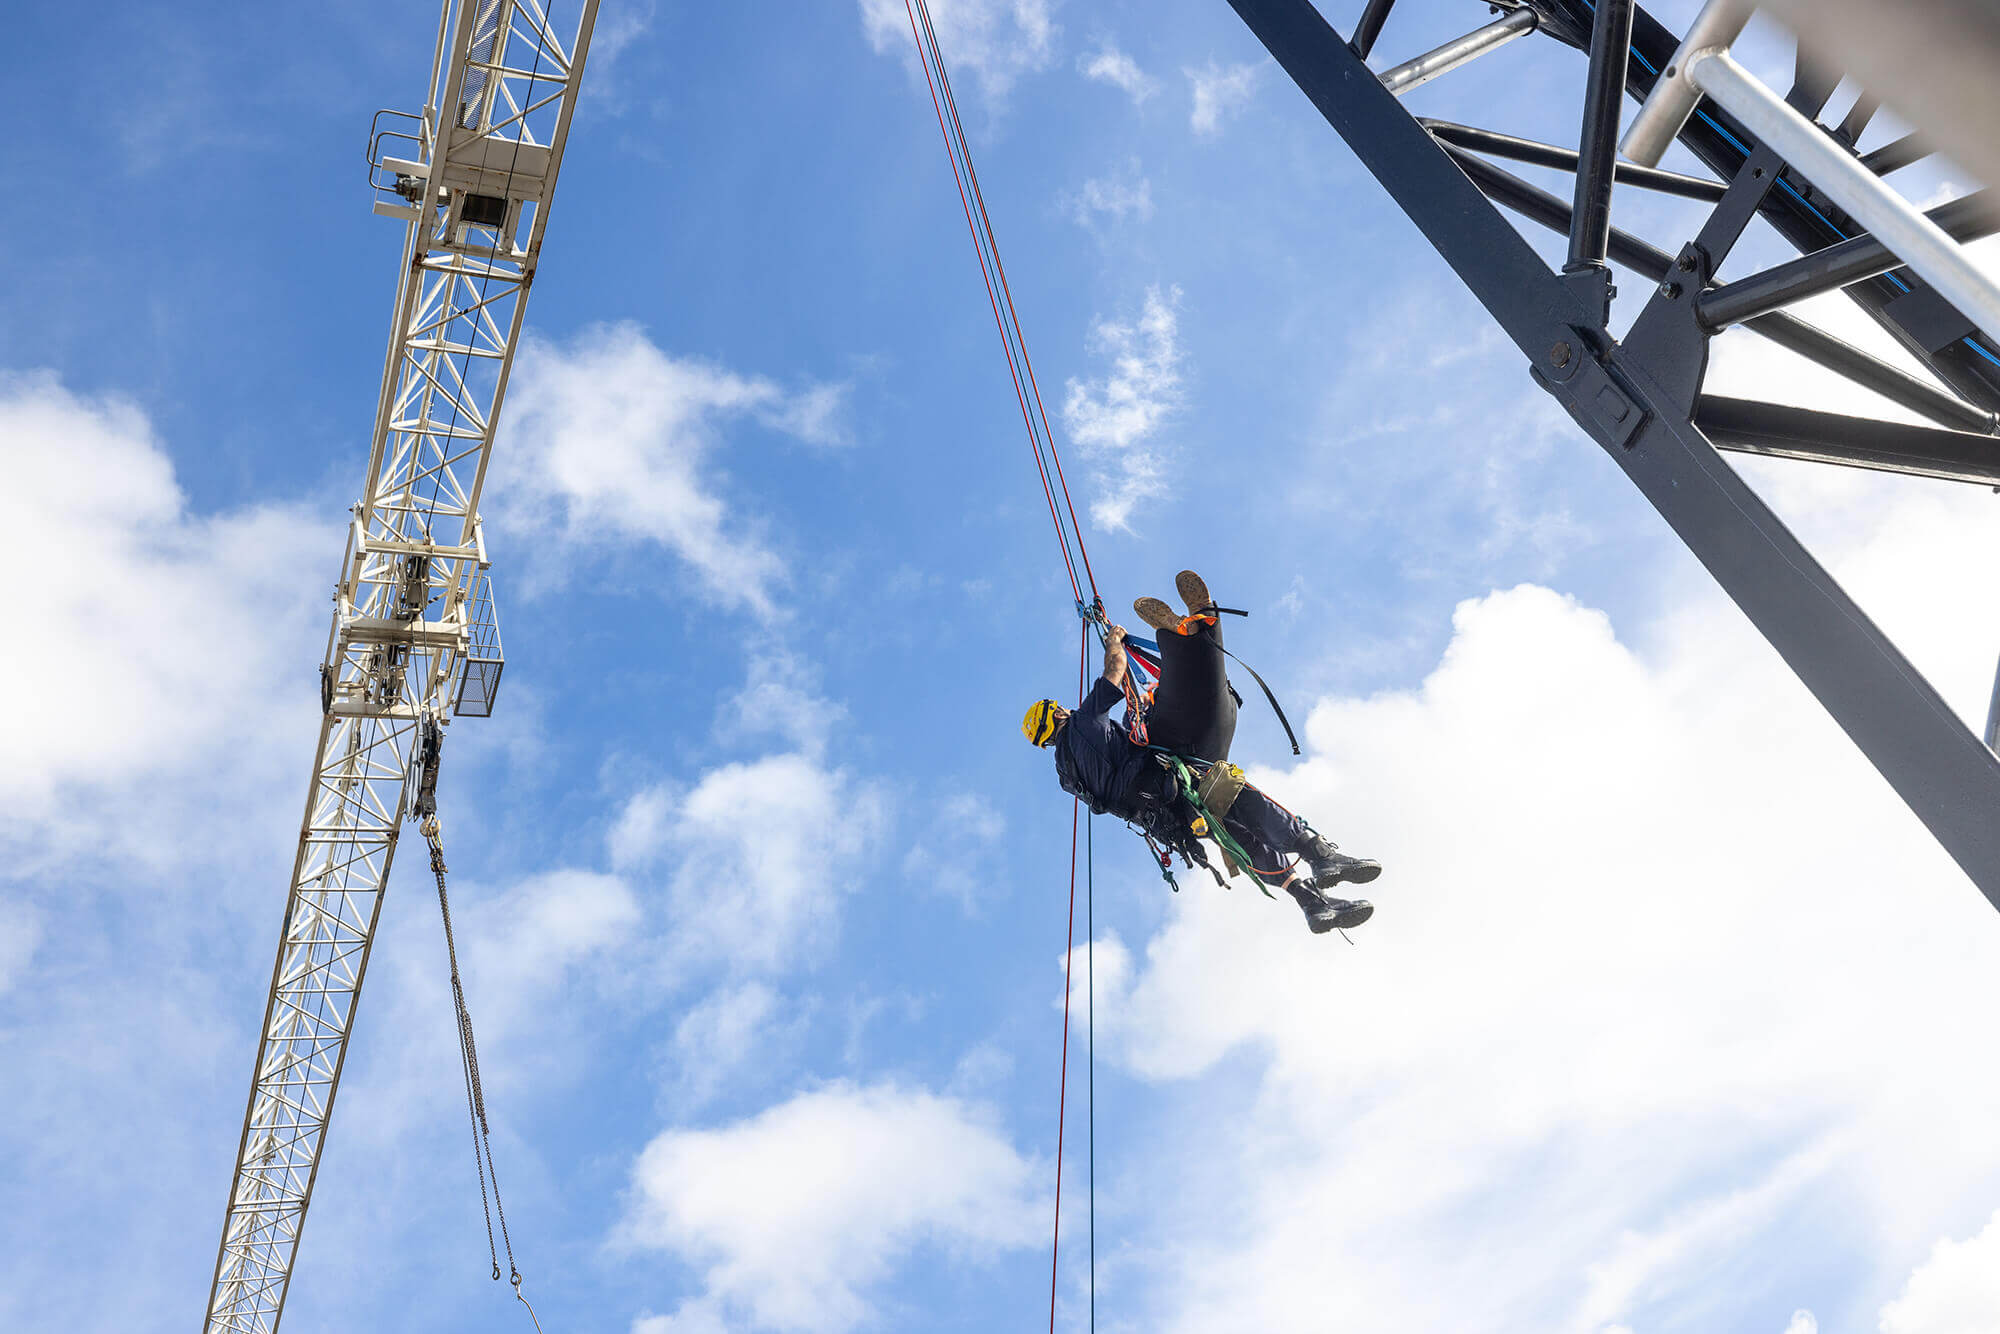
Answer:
1023;571;1381;934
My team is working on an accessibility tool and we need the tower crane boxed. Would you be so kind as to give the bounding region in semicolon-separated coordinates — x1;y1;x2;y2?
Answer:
203;1;600;1328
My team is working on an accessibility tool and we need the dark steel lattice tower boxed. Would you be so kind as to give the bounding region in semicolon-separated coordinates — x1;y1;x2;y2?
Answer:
1223;0;2000;908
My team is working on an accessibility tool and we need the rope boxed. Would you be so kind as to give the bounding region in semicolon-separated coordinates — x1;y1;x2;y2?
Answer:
1046;623;1087;1330
898;9;1108;1323
423;815;536;1322
901;0;1098;608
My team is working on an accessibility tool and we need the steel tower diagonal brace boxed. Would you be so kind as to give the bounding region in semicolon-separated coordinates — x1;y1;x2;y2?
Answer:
1221;0;2000;908
203;1;600;1331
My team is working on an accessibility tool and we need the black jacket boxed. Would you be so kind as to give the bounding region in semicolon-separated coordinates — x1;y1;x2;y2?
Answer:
1052;678;1157;820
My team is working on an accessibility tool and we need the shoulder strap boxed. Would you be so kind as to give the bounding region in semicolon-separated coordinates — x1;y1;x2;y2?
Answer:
1190;605;1301;756
1217;646;1300;756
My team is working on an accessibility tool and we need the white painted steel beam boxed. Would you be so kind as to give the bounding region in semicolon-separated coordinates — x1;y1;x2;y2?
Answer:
1618;0;1750;167
1642;45;2000;344
1378;7;1537;97
1624;0;2000;344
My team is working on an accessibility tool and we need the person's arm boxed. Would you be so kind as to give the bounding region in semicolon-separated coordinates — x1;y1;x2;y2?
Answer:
1073;676;1126;721
1102;624;1129;692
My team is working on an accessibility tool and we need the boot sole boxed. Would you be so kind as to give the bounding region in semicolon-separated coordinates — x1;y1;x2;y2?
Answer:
1176;570;1212;615
1133;597;1181;632
1329;901;1374;929
1318;861;1382;886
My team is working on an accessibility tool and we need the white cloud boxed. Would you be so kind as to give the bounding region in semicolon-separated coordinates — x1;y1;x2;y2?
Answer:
1707;288;1945;437
613;752;888;974
1785;1312;1820;1334
463;868;642;1017
620;1082;1043;1333
569;0;658;113
1186;59;1261;137
590;0;656;70
1062;285;1184;530
609;784;677;872
350;865;643;1140
1079;42;1156;103
764;380;851;448
857;0;1057;105
1297;297;1585;590
0;371;327;839
902;790;1006;908
669;981;785;1110
939;790;1004;843
1088;548;2000;1331
1060;158;1154;227
632;1310;725;1334
497;323;849;617
1059;930;1131;1025
1569;1142;1838;1333
1880;1211;2000;1334
723;653;847;756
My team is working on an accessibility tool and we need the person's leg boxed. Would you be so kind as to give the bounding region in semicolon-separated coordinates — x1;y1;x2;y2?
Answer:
1222;785;1377;931
1144;617;1238;761
1218;783;1308;877
1217;779;1380;885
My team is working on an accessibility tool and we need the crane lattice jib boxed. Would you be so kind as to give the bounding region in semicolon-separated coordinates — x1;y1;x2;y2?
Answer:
203;1;600;1329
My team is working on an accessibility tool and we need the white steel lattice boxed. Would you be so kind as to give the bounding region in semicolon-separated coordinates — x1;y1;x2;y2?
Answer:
204;1;600;1329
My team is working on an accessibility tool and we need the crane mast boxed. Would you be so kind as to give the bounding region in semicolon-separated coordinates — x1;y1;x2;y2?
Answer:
204;1;599;1328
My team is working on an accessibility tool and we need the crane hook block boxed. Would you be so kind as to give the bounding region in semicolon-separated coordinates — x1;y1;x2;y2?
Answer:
412;718;443;821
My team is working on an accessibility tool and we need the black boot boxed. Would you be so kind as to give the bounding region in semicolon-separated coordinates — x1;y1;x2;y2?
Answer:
1319;894;1375;929
1303;832;1380;886
1285;880;1374;934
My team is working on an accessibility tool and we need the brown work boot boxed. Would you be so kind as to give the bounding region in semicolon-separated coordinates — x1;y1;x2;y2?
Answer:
1133;597;1180;632
1176;570;1214;615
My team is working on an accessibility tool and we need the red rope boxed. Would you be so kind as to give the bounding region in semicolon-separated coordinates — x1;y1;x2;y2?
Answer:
901;0;1086;605
1047;621;1088;1329
919;12;1099;601
899;8;1104;1323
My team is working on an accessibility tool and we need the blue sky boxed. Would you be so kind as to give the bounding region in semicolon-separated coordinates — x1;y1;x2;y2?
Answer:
8;2;2000;1333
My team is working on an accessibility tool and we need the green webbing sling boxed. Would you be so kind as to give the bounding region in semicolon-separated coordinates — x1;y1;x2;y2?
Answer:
1156;753;1273;898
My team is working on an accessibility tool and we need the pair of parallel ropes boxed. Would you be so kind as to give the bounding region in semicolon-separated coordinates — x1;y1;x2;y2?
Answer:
423;5;1085;1329
899;1;1109;1328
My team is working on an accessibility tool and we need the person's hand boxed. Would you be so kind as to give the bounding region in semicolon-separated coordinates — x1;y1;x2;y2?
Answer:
1101;623;1130;690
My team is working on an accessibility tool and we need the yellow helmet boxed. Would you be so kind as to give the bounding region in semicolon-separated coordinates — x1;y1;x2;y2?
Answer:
1022;699;1063;747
